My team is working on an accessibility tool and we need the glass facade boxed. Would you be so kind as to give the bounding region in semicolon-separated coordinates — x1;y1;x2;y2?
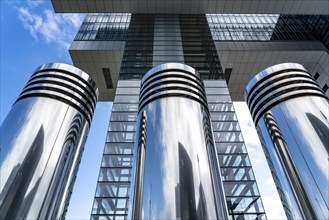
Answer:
207;14;279;41
91;81;140;220
76;13;329;46
119;14;223;80
71;11;329;220
88;13;266;220
75;13;131;41
205;80;266;219
207;14;329;45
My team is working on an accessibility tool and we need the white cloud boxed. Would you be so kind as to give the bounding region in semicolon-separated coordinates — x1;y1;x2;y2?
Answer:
26;0;44;8
16;6;84;49
262;195;287;220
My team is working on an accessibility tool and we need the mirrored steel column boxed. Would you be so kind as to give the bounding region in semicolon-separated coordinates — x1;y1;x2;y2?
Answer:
128;63;228;219
0;63;98;220
245;63;329;220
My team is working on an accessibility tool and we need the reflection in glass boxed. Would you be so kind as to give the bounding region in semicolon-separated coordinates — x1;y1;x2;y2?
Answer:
245;63;329;219
129;63;228;219
0;63;98;219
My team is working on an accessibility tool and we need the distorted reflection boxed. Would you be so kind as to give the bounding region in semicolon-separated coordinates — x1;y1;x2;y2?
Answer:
263;111;317;219
306;112;329;152
277;97;329;215
175;143;196;219
0;126;44;219
134;98;221;219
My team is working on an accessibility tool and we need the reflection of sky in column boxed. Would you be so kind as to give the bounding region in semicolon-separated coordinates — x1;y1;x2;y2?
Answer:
1;98;69;193
279;97;329;212
141;97;217;219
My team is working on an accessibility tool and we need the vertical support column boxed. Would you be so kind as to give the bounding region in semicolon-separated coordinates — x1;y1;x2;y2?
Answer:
245;63;329;220
129;63;228;219
0;63;98;220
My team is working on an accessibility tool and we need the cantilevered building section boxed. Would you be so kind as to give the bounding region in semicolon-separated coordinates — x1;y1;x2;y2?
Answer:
51;1;329;219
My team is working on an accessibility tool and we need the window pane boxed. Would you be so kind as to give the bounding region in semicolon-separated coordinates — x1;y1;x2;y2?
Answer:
117;80;141;87
218;154;251;167
204;80;227;87
223;182;260;197
111;113;137;121
99;168;132;182
212;121;240;131
221;167;255;181
109;122;136;131
213;132;243;142
208;103;234;112
216;143;247;154
226;196;264;213
210;112;237;121
114;96;139;103
91;198;128;214
101;155;133;167
106;132;136;142
116;87;140;95
207;95;232;103
112;104;138;112
104;143;134;154
205;87;229;95
96;182;130;197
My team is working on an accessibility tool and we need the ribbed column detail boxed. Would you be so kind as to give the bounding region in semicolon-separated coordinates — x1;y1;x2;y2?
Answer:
245;63;327;125
17;63;98;124
139;63;208;112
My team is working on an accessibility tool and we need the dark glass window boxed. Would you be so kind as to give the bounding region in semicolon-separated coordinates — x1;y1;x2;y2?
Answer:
314;72;320;80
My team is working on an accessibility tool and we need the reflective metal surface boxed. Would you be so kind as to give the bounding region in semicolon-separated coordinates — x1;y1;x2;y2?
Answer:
128;63;228;219
0;63;98;219
245;63;329;220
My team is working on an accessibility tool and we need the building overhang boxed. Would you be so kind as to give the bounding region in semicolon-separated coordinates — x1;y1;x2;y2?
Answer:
216;41;329;100
69;40;125;101
69;40;328;102
51;0;329;14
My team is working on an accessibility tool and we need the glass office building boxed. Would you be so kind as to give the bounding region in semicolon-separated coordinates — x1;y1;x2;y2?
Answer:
84;13;266;220
50;1;329;219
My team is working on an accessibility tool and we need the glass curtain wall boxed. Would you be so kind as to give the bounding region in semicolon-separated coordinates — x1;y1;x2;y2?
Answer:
119;14;223;80
89;13;265;220
205;80;266;220
91;81;140;220
206;14;329;45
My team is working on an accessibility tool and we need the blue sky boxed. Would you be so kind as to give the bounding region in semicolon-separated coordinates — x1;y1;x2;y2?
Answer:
1;1;111;219
0;1;285;219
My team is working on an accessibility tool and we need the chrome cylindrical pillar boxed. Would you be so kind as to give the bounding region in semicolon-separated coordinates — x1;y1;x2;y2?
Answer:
0;63;98;220
245;63;329;220
128;63;228;219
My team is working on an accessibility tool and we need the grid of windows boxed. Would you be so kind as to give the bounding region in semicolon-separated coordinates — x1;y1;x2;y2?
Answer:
271;15;318;41
89;13;266;220
207;14;279;41
205;80;266;220
291;15;329;49
119;14;224;80
91;80;140;220
207;14;329;43
75;13;131;41
75;13;329;46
